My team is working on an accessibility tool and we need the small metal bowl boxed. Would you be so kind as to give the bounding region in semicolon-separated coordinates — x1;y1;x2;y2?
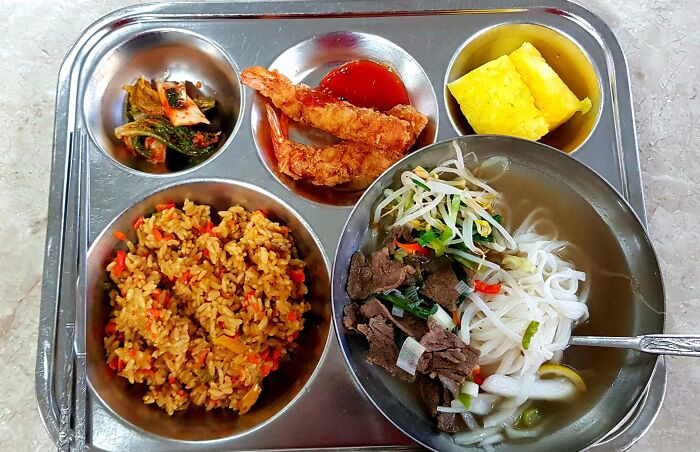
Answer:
86;180;331;442
444;23;602;154
332;136;664;451
83;29;244;176
249;31;439;206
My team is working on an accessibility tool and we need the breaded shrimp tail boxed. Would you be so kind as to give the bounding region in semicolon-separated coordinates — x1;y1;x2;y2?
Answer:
266;104;406;187
244;66;427;150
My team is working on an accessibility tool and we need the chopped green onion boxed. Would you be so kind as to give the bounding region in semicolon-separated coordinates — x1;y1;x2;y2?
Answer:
411;178;431;191
418;226;453;256
391;304;405;318
455;278;471;305
457;393;472;410
393;248;407;263
417;230;440;246
396;336;426;375
520;407;542;428
522;320;540;350
460;381;480;397
429;304;455;330
376;293;437;320
455;280;470;295
439;226;453;242
404;285;421;303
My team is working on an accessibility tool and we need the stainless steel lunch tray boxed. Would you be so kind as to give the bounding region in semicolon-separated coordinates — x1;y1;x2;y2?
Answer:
36;1;665;450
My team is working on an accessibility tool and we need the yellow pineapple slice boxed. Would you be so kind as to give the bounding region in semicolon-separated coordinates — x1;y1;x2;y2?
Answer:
509;42;592;130
447;55;549;141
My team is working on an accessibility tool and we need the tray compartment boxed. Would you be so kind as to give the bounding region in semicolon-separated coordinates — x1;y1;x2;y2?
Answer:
444;22;603;153
83;28;244;176
249;31;439;206
85;180;331;441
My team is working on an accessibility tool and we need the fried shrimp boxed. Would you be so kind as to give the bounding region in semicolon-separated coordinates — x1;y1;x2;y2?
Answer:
266;104;427;187
243;66;426;150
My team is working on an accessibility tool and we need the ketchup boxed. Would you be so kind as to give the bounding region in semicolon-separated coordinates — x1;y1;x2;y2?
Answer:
318;60;410;111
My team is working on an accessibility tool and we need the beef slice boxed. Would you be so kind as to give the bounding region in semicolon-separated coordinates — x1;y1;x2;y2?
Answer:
346;250;415;300
417;319;480;384
420;266;461;311
356;316;415;382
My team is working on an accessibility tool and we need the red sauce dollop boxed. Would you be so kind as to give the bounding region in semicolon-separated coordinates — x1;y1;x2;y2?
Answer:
318;60;410;111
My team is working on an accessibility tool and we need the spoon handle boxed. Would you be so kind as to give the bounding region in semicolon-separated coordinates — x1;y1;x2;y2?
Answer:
570;335;700;357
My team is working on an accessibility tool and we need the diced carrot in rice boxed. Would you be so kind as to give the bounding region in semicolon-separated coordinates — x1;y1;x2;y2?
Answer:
102;200;310;415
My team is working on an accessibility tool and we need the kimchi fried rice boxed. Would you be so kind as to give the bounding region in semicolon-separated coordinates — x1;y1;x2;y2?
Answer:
104;200;310;415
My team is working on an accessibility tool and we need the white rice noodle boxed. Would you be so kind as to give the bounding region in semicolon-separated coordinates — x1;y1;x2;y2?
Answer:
461;227;589;377
481;374;577;401
483;398;522;428
505;424;547;439
458;304;477;344
467;292;522;342
450;220;589;446
453;426;500;445
460;411;478;430
479;433;506;448
469;393;500;416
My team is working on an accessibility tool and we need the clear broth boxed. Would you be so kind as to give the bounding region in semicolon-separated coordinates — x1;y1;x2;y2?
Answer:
483;160;633;437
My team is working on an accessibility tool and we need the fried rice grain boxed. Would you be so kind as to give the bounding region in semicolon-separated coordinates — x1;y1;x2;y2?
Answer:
104;200;310;415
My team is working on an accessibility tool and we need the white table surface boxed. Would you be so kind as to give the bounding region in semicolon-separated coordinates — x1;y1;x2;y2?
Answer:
1;0;698;450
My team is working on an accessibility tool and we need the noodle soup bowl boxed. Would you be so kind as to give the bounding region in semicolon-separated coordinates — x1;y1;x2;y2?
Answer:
332;135;664;451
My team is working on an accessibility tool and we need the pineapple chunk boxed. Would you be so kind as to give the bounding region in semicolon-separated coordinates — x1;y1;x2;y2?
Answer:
509;42;591;129
447;55;549;141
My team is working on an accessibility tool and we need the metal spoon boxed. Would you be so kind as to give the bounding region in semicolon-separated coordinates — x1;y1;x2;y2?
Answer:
570;335;700;357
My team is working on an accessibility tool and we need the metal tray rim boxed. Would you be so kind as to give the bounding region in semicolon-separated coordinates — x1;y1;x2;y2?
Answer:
35;1;663;450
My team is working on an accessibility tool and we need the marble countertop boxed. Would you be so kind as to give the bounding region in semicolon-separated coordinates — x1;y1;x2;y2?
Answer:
1;0;697;450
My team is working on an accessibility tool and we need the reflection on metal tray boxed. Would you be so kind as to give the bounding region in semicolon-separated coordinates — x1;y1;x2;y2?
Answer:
36;1;662;451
